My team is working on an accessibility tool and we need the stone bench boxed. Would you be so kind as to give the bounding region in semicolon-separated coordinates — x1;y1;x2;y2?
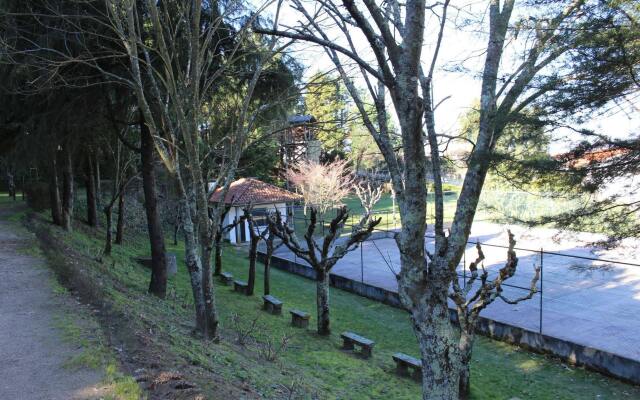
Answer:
341;332;375;358
233;280;248;295
392;352;422;380
289;309;310;328
219;272;234;286
262;295;283;315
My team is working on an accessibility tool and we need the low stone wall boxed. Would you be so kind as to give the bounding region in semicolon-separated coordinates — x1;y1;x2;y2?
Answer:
258;251;640;385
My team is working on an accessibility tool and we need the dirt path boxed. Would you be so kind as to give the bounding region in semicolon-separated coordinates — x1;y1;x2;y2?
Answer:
0;202;106;400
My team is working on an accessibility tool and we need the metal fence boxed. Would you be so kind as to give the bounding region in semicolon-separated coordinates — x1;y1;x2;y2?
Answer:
284;205;640;337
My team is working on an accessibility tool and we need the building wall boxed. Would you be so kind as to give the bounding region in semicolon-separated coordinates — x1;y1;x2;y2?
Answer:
227;202;289;244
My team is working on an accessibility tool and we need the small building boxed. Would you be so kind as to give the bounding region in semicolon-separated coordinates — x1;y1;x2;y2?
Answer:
209;177;302;244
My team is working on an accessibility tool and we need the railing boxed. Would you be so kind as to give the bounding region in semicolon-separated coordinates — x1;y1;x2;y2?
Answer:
283;206;640;336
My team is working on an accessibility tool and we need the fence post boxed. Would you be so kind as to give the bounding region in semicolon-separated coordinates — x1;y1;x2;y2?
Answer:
539;247;544;334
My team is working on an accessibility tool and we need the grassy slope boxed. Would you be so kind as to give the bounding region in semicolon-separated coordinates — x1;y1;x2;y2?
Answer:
35;206;639;400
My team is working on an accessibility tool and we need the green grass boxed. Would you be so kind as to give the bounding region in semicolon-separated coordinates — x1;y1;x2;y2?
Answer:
31;214;640;400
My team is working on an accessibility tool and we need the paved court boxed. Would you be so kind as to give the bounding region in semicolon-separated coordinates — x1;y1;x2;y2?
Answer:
272;221;640;362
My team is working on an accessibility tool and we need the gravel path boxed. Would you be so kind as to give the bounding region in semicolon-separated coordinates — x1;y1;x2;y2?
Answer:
0;202;105;400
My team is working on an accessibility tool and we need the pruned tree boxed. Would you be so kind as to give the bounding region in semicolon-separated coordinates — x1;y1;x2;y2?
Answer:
268;206;380;335
285;159;353;214
243;205;270;296
449;231;540;395
262;229;283;296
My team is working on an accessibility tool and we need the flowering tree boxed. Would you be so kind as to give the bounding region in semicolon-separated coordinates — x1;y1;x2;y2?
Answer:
285;160;353;214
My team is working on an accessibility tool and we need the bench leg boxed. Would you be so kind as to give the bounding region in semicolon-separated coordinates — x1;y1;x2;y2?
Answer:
342;339;355;351
273;305;282;315
361;346;372;359
412;368;422;382
396;363;409;377
292;317;307;328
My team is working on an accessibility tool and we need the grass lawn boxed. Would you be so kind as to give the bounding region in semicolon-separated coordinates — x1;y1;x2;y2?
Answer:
29;209;640;400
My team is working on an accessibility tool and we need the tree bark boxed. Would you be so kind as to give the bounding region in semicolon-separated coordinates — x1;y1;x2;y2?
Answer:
316;269;330;335
177;184;208;334
104;205;113;255
61;143;74;231
85;156;98;227
458;333;474;400
263;235;274;295
413;298;461;400
140;115;167;298
94;153;101;208
213;231;223;276
247;234;259;296
49;154;62;226
115;190;125;244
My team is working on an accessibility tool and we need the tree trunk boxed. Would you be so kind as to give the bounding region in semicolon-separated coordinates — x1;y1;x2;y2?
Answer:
180;197;207;333
94;153;101;208
316;269;330;335
85;157;98;227
263;237;274;295
200;239;218;338
140;115;167;298
247;235;259;296
61;144;74;231
213;231;223;276
458;333;474;400
411;292;460;400
115;191;125;244
49;155;62;226
174;222;179;246
104;205;113;255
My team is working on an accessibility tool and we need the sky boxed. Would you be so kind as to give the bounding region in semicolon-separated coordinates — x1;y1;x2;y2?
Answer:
259;0;639;155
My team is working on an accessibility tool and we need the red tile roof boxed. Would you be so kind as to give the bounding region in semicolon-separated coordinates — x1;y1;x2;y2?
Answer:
209;178;302;205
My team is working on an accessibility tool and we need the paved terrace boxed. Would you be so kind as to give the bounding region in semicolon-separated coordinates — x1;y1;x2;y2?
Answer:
270;221;640;364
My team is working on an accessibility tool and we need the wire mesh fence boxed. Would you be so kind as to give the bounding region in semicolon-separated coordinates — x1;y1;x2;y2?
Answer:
279;205;640;337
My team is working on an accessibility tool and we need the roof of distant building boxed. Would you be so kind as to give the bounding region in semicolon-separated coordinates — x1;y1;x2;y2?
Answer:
209;178;302;205
288;115;316;125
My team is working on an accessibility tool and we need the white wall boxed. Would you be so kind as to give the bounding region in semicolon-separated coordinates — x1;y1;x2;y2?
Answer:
227;203;288;244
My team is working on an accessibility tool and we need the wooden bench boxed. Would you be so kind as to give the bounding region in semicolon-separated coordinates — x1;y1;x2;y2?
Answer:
289;309;310;328
219;272;234;286
262;295;283;315
392;352;422;380
340;332;375;358
233;280;248;295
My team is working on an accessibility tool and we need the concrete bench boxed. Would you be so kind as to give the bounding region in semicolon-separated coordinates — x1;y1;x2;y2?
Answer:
262;295;283;315
289;309;310;328
341;331;375;358
219;272;234;286
392;352;422;380
233;280;248;295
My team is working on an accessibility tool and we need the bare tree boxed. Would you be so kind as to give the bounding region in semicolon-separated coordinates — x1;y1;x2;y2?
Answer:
268;207;380;335
257;0;592;397
103;140;137;256
102;0;289;339
262;229;283;296
449;232;540;395
285;159;353;214
354;176;383;219
243;206;270;296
